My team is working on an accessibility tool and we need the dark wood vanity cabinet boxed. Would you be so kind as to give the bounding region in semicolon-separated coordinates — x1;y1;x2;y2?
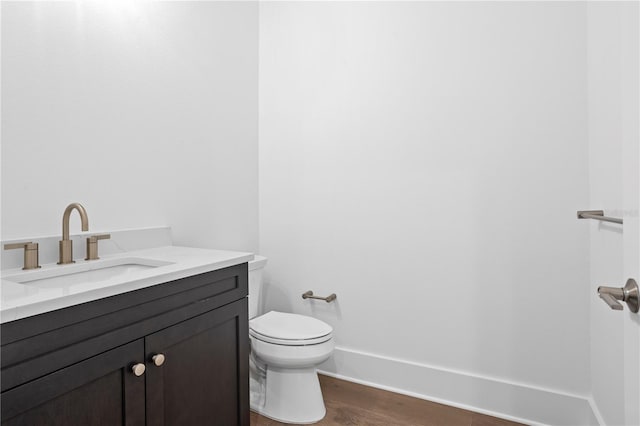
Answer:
0;263;250;426
2;339;146;426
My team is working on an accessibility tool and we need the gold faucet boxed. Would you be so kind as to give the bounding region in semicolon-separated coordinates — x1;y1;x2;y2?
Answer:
58;203;89;264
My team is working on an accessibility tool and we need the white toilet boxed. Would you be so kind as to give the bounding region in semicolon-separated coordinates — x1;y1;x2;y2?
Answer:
248;256;335;424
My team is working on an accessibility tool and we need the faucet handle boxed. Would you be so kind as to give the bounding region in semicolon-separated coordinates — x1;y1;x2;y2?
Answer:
5;241;34;250
85;234;111;261
4;242;41;270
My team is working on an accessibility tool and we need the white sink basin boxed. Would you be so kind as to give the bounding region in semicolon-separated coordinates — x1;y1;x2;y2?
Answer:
3;257;174;290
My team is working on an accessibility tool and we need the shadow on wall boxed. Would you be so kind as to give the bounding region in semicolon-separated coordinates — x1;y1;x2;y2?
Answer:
262;271;343;321
598;222;623;234
261;275;294;314
307;296;342;321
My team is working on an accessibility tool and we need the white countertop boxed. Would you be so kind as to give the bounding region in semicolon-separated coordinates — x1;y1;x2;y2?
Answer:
1;245;253;324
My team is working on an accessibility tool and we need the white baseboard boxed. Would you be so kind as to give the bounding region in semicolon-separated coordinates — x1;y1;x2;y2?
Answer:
318;346;599;426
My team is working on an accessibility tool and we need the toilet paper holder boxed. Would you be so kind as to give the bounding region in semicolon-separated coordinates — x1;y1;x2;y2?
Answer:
302;291;337;303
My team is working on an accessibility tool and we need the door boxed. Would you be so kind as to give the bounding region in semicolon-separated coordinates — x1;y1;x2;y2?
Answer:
621;3;640;422
145;298;250;426
622;153;640;424
0;340;145;426
587;3;639;424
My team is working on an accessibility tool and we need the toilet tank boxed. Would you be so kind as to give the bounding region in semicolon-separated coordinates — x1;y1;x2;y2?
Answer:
248;255;268;319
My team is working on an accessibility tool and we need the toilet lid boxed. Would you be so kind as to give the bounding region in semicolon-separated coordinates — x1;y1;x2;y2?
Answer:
249;311;333;341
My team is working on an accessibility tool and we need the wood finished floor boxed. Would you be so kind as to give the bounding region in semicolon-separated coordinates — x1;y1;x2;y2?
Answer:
250;375;525;426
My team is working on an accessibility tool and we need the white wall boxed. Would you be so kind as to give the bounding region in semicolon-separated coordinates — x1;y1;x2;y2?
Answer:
587;2;639;425
259;1;591;419
1;1;258;252
6;1;636;423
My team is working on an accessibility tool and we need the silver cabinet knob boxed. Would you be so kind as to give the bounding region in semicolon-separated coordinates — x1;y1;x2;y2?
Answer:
152;353;166;367
131;363;146;377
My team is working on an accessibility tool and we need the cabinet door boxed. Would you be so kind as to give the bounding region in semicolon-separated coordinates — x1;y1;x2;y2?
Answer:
145;298;249;426
1;340;145;426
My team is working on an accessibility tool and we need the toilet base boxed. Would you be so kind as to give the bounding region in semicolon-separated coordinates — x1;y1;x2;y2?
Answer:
251;366;326;424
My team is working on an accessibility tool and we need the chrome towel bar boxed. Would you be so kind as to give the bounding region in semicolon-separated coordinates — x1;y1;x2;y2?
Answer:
302;291;337;303
577;210;623;225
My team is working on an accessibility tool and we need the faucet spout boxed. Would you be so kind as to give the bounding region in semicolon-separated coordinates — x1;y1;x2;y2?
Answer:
62;203;89;241
58;203;89;264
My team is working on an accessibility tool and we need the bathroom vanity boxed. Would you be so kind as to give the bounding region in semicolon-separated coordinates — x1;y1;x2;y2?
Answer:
0;241;252;426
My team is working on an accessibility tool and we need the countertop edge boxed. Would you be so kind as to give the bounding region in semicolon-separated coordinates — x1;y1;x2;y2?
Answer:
1;246;254;324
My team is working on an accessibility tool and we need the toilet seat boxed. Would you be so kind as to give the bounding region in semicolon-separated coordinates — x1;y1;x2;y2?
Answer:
250;311;333;346
250;329;332;346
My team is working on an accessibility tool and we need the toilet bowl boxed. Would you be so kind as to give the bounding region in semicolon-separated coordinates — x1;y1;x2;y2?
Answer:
248;257;335;424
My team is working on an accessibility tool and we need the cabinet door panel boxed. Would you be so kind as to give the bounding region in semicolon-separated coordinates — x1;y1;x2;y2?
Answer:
1;340;145;426
146;299;249;426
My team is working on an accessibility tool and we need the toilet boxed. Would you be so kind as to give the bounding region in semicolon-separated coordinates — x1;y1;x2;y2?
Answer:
248;256;335;424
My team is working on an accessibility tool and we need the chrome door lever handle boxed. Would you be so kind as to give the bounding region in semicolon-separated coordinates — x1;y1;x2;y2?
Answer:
598;279;639;313
599;292;623;310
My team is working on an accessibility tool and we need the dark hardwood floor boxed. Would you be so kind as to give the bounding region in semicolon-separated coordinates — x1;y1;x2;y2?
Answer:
251;375;526;426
